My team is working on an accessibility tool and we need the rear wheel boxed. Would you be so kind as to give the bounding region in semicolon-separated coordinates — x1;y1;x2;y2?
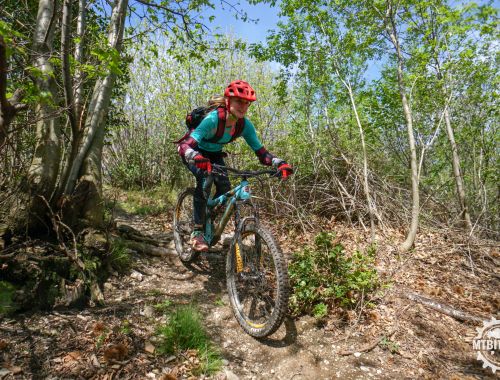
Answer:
173;188;198;262
226;224;289;338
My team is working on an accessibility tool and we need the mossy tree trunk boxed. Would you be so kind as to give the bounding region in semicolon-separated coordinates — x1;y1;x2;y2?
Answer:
8;0;63;234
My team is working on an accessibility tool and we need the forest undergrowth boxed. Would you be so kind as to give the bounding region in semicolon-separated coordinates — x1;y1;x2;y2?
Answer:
0;185;498;379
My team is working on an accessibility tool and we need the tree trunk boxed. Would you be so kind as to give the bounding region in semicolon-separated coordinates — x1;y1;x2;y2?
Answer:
0;36;14;147
9;0;62;233
316;19;377;241
56;0;86;203
345;82;376;241
435;62;473;232
74;0;86;123
386;2;419;252
61;0;77;132
425;6;473;234
442;107;473;232
74;117;106;227
61;0;128;227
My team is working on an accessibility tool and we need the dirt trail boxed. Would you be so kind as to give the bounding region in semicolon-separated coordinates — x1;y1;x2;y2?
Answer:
0;211;497;379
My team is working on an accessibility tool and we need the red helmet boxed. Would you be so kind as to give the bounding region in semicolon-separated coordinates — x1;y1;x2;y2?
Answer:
224;80;257;102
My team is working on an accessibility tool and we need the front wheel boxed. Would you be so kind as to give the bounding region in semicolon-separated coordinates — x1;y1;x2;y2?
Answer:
173;188;198;262
226;224;289;338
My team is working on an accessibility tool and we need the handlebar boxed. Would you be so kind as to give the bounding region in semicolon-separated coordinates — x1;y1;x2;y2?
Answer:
202;164;282;198
210;163;278;178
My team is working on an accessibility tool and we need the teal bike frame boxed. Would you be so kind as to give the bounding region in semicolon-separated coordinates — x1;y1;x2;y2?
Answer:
201;164;275;247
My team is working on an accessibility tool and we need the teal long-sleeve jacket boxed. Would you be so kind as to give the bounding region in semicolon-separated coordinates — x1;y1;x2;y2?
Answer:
177;109;284;167
189;109;263;152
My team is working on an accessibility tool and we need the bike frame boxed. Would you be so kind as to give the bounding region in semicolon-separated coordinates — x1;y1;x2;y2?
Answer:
201;165;275;247
203;176;253;246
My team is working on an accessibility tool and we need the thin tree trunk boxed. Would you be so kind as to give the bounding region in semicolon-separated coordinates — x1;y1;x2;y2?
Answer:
74;0;86;122
385;2;419;252
61;0;76;132
435;62;473;232
0;35;14;146
317;19;377;240
56;0;84;200
442;107;473;232
345;82;376;241
425;7;473;233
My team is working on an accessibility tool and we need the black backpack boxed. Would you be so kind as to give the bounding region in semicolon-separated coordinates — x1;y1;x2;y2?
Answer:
175;105;245;144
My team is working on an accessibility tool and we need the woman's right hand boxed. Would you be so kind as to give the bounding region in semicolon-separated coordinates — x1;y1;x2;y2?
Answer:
194;154;212;173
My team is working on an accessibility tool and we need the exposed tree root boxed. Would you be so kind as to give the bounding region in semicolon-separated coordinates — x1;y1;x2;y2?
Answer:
115;223;175;257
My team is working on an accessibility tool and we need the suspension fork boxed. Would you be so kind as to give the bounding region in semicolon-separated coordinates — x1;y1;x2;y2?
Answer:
230;201;262;272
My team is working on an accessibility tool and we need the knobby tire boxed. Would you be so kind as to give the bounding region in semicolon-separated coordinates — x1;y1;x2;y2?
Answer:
226;223;289;338
173;188;199;263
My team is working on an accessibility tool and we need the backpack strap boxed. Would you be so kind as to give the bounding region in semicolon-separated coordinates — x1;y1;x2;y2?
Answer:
228;118;245;143
204;106;246;144
206;106;227;143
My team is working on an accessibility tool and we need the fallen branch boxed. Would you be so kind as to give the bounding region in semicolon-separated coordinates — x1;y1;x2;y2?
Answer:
337;328;397;356
405;292;486;323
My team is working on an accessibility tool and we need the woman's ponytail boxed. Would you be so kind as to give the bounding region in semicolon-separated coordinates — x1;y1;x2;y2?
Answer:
207;95;225;108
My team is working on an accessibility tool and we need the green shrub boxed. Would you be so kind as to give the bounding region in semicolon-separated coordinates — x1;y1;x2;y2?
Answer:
156;305;222;375
108;238;132;273
288;232;379;316
313;302;328;319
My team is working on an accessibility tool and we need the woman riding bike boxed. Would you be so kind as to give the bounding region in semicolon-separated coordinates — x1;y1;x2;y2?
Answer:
177;80;293;252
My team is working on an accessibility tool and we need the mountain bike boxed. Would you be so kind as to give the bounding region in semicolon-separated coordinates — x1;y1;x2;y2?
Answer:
173;164;289;338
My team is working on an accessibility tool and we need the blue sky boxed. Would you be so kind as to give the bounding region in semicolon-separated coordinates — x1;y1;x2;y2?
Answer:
207;2;281;45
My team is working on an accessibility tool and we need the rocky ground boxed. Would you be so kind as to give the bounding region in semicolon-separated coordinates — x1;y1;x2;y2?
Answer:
0;208;498;379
